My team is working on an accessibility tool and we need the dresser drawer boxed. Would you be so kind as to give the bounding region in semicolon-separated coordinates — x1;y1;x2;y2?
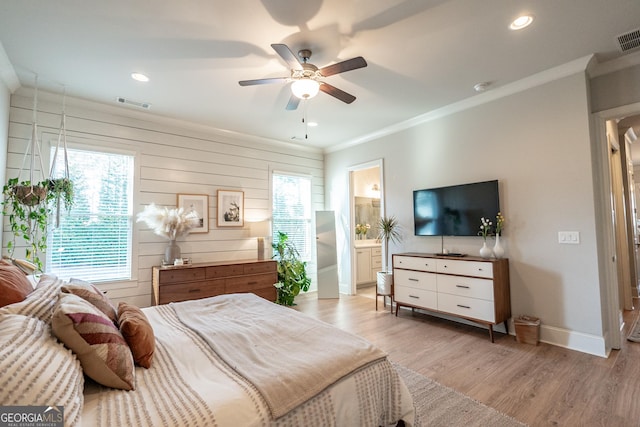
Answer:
372;247;382;257
436;259;493;279
206;264;244;278
437;275;494;301
159;268;206;284
394;269;437;291
158;279;225;305
244;262;276;275
394;285;437;310
394;256;437;272
437;293;495;322
226;273;276;293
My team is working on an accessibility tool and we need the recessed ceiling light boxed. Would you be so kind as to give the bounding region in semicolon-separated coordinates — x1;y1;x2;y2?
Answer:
509;15;534;30
307;121;318;127
131;72;149;82
473;82;491;92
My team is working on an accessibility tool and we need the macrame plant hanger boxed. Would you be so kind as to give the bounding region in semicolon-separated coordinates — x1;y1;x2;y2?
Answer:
16;74;48;206
49;87;71;227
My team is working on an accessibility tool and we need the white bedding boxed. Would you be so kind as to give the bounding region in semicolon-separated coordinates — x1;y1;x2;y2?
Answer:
80;301;416;427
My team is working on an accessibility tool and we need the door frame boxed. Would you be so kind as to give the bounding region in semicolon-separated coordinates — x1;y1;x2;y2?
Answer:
593;101;640;351
348;159;384;295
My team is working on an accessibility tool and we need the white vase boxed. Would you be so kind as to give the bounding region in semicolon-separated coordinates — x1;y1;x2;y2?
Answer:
493;234;505;259
479;241;493;259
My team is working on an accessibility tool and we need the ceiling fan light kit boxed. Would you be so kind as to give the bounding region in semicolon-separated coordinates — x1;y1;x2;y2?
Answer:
239;43;367;109
291;79;320;99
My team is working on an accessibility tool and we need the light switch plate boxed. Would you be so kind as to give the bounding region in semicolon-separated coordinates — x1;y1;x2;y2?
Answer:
558;231;580;244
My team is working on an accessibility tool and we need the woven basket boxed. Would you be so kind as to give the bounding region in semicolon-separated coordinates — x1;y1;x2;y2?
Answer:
514;315;540;345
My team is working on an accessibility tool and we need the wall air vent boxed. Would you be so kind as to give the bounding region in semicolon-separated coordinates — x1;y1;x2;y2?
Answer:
616;28;640;52
116;96;151;109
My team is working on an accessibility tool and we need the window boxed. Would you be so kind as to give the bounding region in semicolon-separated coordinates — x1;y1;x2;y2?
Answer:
46;146;135;282
272;172;312;261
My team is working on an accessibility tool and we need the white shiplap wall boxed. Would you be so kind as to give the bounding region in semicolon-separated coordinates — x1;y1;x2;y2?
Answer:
4;88;324;307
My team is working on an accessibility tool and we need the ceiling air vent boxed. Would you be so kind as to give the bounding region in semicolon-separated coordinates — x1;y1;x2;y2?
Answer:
116;96;151;109
616;28;640;52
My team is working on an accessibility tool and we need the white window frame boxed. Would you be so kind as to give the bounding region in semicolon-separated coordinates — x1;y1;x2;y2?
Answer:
44;135;139;288
271;170;313;263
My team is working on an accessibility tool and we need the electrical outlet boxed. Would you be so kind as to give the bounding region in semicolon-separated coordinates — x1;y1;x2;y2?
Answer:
558;231;580;244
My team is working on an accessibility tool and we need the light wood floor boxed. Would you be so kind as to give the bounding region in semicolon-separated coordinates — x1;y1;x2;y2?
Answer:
293;287;640;427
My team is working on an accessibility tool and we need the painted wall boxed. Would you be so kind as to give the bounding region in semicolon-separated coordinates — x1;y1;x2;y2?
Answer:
5;88;324;307
326;72;604;354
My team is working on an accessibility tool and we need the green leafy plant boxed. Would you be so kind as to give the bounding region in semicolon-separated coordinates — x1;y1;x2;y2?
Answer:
2;178;51;271
272;231;311;306
377;216;402;272
48;178;74;211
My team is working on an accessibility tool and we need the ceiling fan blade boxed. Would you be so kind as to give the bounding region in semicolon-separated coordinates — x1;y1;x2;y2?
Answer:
271;44;303;71
319;57;367;77
238;77;288;86
319;83;356;104
285;94;300;110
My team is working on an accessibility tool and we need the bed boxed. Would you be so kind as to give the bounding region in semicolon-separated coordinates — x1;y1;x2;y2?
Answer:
0;271;415;427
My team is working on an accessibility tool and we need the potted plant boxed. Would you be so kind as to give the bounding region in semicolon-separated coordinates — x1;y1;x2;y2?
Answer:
48;177;74;227
136;203;200;265
272;231;311;306
2;178;51;271
376;216;402;295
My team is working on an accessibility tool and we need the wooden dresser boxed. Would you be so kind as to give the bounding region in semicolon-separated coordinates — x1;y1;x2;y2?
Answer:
152;259;277;305
393;253;510;342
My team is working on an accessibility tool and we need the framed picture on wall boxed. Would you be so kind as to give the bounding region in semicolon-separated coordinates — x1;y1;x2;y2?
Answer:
217;190;244;227
177;194;208;233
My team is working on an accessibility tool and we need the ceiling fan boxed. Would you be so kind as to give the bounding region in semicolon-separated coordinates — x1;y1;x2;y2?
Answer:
239;44;367;110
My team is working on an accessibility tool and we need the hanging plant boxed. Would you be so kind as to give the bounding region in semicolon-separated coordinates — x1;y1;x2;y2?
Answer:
1;75;54;271
47;178;74;211
2;178;50;271
48;87;74;226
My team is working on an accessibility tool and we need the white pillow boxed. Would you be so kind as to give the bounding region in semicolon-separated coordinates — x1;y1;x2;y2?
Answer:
0;313;84;426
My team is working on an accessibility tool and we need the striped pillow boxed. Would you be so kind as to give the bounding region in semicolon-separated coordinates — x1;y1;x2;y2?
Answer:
0;274;65;324
52;293;135;390
62;279;118;325
0;313;84;426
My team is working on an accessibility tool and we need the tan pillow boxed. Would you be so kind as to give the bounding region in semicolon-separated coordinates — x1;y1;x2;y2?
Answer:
52;293;135;390
118;302;155;368
0;259;33;308
61;278;117;324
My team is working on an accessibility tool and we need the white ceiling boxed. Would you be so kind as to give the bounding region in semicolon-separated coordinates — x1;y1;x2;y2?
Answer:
1;0;639;149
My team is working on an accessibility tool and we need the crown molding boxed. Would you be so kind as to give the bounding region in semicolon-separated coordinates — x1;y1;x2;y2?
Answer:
327;55;594;153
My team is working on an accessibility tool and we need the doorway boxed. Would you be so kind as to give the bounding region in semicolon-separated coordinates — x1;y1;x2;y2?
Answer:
348;160;384;295
595;104;640;351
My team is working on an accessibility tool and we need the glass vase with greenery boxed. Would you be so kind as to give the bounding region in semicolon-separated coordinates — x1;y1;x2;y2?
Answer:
272;231;311;306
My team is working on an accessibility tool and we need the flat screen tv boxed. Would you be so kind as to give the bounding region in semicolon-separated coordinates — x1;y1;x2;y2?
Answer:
413;180;500;236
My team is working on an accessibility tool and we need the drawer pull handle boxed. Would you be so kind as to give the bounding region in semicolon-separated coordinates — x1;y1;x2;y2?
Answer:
408;278;419;282
456;285;470;289
457;304;471;309
247;281;258;285
409;295;420;299
188;288;201;293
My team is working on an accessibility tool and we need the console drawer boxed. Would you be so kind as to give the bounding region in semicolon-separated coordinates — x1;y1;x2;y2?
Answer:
158;279;225;305
436;259;493;279
394;269;437;291
437;274;494;300
394;256;437;272
437;293;495;322
394;285;437;310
